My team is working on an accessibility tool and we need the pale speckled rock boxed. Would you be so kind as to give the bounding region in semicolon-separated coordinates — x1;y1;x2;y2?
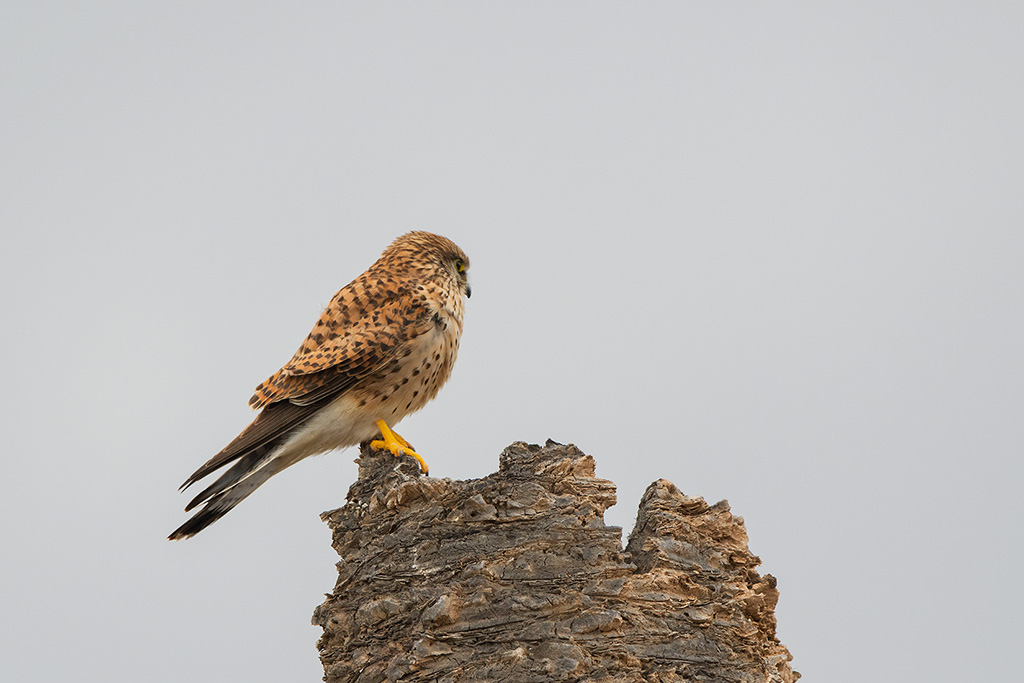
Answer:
312;440;799;683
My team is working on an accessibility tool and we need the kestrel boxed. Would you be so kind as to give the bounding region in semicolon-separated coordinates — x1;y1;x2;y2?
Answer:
169;231;470;540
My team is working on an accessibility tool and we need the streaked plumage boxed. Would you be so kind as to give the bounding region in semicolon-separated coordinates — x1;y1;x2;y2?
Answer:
169;231;470;540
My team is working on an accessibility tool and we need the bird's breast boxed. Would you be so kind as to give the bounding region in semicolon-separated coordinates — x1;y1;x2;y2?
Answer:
351;308;462;426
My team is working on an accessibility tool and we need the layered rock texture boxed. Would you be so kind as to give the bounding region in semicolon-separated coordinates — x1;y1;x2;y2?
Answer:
313;440;798;682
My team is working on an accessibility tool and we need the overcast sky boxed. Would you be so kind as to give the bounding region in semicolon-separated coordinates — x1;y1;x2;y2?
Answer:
2;3;1022;682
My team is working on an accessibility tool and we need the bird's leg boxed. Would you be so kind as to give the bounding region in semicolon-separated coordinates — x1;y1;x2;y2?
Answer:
391;429;414;450
370;419;429;475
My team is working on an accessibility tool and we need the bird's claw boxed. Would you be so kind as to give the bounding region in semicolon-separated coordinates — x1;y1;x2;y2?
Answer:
371;420;429;475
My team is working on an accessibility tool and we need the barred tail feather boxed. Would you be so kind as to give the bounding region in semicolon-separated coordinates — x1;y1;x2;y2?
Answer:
183;443;276;513
170;399;326;540
168;460;282;540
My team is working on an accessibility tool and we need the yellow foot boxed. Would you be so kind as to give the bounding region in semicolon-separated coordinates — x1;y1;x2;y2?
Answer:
370;419;429;475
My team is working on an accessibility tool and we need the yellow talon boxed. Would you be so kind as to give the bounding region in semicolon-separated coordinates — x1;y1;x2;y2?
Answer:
370;419;429;475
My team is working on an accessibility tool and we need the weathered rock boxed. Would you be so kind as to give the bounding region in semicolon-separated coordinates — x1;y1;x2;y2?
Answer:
313;440;798;683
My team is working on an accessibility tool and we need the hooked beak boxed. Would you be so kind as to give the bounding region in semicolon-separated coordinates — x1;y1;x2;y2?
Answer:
464;282;472;299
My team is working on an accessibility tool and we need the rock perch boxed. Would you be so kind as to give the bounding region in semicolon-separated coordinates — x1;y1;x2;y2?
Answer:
313;440;798;682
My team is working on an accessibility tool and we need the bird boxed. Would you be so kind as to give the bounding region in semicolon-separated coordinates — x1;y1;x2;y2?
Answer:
169;231;471;540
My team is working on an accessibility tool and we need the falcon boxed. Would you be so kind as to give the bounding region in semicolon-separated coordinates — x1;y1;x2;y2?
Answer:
169;231;470;540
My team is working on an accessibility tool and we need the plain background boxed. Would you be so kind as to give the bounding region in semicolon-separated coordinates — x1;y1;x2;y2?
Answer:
2;3;1022;681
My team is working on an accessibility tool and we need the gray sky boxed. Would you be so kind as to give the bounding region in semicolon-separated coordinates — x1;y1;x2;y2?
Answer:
2;2;1022;681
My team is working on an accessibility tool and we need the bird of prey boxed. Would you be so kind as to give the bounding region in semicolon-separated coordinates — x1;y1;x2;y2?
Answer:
169;231;471;540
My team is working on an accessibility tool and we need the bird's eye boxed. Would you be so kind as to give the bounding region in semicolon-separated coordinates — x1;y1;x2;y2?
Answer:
454;259;465;273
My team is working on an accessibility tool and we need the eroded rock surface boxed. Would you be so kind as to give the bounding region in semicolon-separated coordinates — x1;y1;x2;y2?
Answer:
313;440;798;682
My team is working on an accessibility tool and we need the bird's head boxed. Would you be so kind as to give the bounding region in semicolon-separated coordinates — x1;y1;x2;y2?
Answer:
385;231;471;300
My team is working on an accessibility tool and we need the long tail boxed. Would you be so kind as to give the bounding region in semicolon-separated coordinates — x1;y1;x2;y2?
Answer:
168;459;284;540
168;444;301;540
169;400;322;540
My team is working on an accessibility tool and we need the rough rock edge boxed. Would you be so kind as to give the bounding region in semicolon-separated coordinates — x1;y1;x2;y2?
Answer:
312;440;799;683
